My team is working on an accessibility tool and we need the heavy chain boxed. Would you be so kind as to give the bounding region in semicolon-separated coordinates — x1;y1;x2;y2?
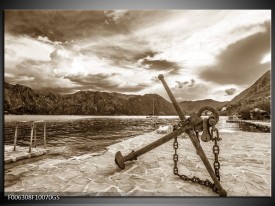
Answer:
211;125;220;181
173;124;221;194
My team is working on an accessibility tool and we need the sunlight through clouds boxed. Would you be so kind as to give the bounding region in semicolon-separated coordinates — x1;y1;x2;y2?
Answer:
4;10;271;101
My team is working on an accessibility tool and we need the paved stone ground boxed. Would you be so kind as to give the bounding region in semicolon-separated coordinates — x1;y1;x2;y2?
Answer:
5;145;48;164
226;119;271;132
4;131;271;196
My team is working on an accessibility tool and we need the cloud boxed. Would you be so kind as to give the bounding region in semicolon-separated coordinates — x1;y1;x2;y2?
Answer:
5;32;157;94
4;10;175;44
171;82;209;101
83;44;146;69
5;10;131;42
154;78;209;101
4;59;78;94
64;73;119;90
175;79;195;88
140;59;182;74
134;50;158;60
4;10;271;101
104;10;128;24
10;60;52;80
5;33;54;68
225;88;237;96
65;73;148;93
199;21;271;86
82;43;181;75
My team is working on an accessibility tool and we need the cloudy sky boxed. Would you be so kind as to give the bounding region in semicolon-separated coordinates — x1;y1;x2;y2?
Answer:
5;10;271;102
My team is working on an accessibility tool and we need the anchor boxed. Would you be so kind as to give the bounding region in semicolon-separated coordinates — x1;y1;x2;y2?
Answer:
115;74;227;197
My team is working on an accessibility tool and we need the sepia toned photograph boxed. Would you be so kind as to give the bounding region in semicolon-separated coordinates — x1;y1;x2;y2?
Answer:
4;10;271;196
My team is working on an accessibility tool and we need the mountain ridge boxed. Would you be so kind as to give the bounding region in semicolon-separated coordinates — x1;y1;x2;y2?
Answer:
223;70;271;116
4;70;270;116
4;82;178;115
179;99;227;114
229;70;270;105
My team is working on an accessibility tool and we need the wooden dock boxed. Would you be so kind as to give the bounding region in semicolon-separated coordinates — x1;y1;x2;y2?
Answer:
226;119;271;132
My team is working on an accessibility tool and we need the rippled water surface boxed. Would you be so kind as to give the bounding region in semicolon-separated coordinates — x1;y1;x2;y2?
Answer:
4;115;265;158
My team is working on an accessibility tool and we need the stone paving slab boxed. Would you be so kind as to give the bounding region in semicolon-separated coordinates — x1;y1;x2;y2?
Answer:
226;119;271;132
5;145;48;164
4;131;271;196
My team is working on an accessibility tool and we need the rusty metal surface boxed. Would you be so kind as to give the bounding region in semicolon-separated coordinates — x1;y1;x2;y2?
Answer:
114;74;227;196
173;133;221;194
158;74;186;121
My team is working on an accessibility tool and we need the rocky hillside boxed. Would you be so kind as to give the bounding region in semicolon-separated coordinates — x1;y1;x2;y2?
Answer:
5;69;270;116
223;70;271;116
4;83;178;115
179;99;226;114
230;70;270;105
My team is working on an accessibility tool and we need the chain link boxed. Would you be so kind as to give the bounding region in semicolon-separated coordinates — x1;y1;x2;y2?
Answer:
211;126;221;181
173;123;221;194
173;138;179;175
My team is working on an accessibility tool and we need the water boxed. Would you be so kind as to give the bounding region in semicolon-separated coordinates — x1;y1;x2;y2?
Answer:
4;115;265;158
4;116;179;158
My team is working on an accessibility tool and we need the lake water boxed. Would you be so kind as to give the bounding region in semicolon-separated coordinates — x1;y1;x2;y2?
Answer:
4;115;264;158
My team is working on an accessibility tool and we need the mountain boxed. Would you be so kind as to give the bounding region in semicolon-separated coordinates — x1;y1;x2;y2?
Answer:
4;83;178;115
5;70;270;116
224;70;271;116
179;99;226;114
178;70;271;116
229;70;270;105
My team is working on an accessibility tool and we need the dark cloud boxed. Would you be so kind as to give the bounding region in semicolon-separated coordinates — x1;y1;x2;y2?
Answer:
65;73;148;93
142;59;181;74
199;21;271;86
83;45;147;69
84;44;181;74
133;50;159;60
64;73;119;90
5;10;176;43
224;88;236;96
5;10;183;76
5;10;131;42
13;60;51;80
175;79;195;88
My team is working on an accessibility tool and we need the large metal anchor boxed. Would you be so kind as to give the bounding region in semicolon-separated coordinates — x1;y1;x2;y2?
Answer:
115;74;227;197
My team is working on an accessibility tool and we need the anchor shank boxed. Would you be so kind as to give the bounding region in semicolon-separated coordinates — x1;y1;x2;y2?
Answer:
115;128;185;169
187;130;227;196
158;74;186;121
114;74;227;196
126;128;185;161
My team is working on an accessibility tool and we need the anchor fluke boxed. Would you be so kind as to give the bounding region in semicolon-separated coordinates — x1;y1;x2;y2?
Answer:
115;151;125;169
219;189;227;197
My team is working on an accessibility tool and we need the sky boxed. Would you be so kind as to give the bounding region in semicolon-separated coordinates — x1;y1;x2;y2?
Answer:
4;10;271;102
